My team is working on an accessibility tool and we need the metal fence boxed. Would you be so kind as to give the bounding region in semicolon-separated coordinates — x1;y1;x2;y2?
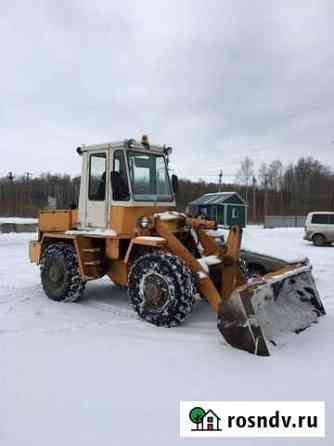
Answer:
264;215;306;229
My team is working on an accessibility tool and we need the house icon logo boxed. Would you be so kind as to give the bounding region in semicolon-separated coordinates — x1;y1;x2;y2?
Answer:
189;406;222;431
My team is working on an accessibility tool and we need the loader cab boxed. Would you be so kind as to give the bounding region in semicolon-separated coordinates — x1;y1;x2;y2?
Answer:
77;137;176;231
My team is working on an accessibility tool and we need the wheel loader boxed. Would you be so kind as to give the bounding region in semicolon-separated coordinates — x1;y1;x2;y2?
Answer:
29;136;325;356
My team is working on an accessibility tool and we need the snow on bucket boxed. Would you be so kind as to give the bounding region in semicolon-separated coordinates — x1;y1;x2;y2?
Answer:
218;263;325;356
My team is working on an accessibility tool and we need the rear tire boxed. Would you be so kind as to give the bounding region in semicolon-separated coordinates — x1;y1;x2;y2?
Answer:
40;243;85;302
312;234;326;247
128;251;196;327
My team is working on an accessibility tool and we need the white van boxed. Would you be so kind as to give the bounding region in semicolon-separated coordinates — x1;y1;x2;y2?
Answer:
304;211;334;246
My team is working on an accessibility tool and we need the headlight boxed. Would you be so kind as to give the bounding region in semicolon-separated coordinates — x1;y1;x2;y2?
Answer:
137;216;152;229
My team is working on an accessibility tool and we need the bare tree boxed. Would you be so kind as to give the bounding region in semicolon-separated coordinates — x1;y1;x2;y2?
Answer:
258;163;268;188
236;157;254;203
268;160;283;192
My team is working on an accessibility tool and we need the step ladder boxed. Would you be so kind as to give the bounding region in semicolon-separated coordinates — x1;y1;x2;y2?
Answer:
74;237;105;280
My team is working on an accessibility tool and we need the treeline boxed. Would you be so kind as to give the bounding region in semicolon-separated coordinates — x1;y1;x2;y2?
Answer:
177;157;334;221
0;173;80;217
0;156;333;222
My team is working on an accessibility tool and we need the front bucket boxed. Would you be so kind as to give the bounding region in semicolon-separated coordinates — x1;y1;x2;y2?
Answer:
217;262;325;356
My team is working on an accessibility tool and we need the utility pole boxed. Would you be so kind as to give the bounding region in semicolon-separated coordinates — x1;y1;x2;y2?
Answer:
7;172;14;183
218;169;223;192
24;172;33;216
245;180;249;204
252;176;257;223
264;174;269;221
7;172;15;216
25;172;32;183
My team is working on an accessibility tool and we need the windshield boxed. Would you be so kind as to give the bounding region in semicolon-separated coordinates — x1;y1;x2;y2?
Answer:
127;151;173;201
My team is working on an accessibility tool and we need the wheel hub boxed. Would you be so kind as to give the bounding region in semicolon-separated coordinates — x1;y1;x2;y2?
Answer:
143;273;169;311
48;264;64;283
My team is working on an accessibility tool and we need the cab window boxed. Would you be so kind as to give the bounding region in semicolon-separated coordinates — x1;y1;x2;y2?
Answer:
89;153;106;201
112;150;130;201
127;151;172;201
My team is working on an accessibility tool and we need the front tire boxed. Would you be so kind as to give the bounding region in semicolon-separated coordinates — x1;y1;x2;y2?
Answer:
128;251;196;327
313;234;326;247
40;243;85;302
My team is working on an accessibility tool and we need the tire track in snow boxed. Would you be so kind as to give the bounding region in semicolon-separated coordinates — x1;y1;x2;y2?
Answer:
77;299;137;319
0;284;41;304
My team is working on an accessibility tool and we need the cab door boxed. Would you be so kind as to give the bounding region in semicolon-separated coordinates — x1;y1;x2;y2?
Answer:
86;151;108;228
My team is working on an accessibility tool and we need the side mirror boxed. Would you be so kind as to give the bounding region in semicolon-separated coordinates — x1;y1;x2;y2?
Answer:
171;174;179;194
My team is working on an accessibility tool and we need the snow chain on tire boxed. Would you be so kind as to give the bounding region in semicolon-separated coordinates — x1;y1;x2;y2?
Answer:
40;243;86;302
128;250;197;327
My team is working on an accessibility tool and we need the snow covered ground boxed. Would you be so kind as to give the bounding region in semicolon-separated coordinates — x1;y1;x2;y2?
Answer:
0;217;37;224
0;227;333;445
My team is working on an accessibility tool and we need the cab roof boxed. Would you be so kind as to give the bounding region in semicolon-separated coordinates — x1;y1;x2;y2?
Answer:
77;139;170;156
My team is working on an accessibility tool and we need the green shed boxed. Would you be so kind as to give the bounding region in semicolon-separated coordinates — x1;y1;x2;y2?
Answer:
188;192;247;227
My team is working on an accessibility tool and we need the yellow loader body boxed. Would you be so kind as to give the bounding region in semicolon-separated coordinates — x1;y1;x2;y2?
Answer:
29;209;325;356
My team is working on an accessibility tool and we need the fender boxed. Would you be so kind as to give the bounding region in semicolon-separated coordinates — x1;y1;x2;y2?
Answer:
124;236;167;264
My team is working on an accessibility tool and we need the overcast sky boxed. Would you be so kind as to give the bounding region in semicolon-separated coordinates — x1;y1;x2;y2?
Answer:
1;0;334;182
